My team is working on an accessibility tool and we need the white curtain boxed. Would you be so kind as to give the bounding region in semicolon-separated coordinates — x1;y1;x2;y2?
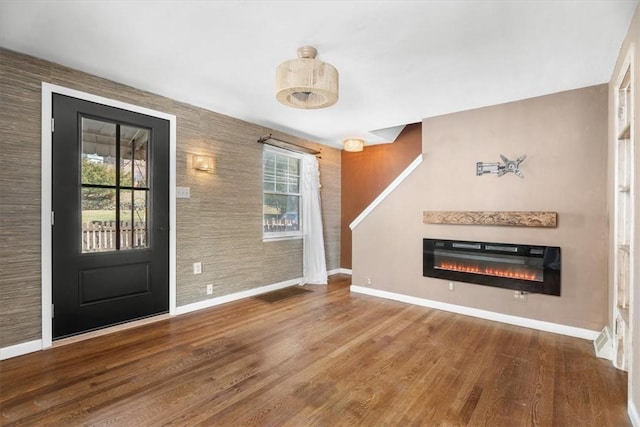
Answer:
300;154;327;285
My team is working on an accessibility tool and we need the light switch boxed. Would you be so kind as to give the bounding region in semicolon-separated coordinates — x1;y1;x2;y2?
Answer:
193;262;202;274
176;187;191;199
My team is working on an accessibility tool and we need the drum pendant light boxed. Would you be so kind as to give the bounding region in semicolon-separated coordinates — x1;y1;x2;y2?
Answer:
276;46;338;109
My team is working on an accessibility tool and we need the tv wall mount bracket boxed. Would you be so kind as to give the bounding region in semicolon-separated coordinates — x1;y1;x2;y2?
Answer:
476;154;526;178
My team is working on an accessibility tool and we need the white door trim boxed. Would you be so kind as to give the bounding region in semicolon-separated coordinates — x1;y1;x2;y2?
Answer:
41;82;177;348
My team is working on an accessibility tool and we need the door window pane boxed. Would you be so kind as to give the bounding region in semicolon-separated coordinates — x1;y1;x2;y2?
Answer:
119;190;132;249
81;118;116;185
82;188;116;253
119;190;149;250
120;125;149;188
133;190;148;248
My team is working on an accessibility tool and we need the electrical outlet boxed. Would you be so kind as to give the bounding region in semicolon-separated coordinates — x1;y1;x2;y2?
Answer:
367;277;372;285
514;291;528;302
206;284;213;295
193;262;202;275
448;282;455;291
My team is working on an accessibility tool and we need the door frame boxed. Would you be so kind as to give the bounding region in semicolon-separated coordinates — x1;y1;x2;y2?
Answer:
41;82;177;348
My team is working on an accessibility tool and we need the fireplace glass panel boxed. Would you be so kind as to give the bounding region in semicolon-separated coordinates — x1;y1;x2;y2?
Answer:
433;249;543;282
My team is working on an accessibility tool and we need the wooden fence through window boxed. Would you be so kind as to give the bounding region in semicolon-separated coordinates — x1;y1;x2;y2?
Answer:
82;221;147;252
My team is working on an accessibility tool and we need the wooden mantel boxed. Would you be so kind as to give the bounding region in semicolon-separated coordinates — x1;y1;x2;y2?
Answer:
423;211;557;228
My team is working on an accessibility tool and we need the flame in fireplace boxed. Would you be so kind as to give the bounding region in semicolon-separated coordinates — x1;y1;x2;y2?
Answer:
436;262;540;281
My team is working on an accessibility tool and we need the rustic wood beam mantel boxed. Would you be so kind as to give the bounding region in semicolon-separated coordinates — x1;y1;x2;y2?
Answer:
423;211;557;228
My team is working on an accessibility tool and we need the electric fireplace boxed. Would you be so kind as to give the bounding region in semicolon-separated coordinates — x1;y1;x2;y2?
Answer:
423;238;561;296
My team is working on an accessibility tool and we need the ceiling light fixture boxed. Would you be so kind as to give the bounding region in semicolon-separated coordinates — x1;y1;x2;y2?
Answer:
343;138;365;152
276;46;338;109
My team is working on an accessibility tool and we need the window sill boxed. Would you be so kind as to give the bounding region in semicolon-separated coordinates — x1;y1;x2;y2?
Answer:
263;234;303;242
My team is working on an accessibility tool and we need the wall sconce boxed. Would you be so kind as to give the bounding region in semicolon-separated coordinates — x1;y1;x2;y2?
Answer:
193;155;214;173
343;138;365;152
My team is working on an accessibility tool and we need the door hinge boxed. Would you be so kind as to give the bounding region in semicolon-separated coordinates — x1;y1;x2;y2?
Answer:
51;211;55;226
51;304;54;318
51;118;54;132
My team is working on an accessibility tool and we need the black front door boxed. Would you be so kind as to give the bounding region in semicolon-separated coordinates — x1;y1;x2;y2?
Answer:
52;94;169;339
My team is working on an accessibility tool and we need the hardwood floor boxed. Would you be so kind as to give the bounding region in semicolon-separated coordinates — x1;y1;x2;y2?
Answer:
0;275;629;426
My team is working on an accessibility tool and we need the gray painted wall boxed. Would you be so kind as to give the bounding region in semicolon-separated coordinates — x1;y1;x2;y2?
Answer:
352;84;608;331
0;48;341;348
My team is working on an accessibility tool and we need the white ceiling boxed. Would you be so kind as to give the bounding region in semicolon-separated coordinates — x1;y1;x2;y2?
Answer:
0;1;637;149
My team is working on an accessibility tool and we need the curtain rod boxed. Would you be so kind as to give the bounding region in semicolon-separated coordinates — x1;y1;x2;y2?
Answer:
257;134;321;156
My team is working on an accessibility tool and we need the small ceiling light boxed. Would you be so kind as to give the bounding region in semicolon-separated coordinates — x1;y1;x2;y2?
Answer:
276;46;338;109
193;155;214;173
343;138;365;152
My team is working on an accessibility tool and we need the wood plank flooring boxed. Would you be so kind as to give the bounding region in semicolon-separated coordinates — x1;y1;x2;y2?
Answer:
0;275;629;426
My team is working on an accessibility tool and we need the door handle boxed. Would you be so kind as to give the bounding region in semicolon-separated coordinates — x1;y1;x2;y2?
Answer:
158;226;170;232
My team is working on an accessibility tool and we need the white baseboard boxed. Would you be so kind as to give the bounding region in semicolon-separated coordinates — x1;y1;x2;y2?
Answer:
350;285;599;340
328;268;352;275
175;277;303;315
630;399;640;427
0;339;42;360
2;278;305;359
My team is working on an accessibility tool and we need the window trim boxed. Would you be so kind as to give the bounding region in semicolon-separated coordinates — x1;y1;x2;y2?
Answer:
262;145;303;242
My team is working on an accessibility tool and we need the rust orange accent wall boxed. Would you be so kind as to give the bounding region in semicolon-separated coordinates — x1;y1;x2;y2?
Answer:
340;123;422;269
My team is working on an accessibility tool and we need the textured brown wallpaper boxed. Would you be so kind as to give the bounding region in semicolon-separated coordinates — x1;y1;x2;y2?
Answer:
340;123;422;269
0;48;340;348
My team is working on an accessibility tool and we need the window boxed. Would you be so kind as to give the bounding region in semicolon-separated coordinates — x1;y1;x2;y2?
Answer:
81;117;150;252
263;147;302;239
